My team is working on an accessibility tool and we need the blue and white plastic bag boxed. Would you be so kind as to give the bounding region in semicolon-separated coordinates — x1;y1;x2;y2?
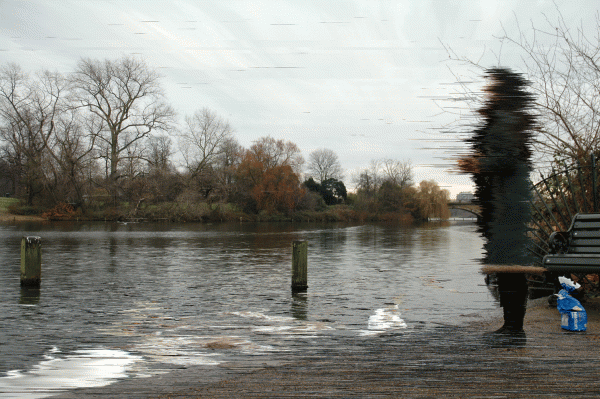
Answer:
556;277;587;332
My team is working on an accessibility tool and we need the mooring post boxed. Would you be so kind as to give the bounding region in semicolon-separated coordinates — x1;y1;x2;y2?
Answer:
291;240;308;292
20;236;41;287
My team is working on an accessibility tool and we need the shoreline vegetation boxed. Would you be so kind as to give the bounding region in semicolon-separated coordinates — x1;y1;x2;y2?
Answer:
0;197;420;224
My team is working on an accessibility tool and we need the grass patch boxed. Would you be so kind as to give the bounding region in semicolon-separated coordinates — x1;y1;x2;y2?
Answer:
0;197;19;213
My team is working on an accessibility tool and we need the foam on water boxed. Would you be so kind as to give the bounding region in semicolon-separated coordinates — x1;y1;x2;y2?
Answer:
359;305;408;336
227;310;335;337
130;333;277;366
225;311;296;323
0;347;141;399
132;334;223;366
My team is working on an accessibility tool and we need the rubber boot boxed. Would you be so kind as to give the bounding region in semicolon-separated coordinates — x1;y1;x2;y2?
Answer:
485;273;528;346
494;306;526;334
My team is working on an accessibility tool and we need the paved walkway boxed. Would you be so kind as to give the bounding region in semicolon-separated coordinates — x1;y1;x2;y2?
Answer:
53;298;600;398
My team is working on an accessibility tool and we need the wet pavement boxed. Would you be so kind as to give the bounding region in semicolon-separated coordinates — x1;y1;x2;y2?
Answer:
51;298;600;398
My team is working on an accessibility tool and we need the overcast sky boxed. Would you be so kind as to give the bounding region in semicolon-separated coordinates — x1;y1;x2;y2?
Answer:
0;0;595;196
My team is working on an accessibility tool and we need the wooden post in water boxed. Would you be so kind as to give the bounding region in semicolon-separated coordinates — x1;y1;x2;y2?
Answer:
292;240;308;292
20;236;41;287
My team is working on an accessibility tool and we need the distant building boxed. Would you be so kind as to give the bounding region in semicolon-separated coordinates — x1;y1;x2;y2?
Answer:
456;192;475;203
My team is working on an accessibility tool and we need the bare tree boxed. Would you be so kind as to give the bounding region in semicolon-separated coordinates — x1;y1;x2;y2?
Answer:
380;158;412;187
214;136;243;198
353;158;412;194
216;137;243;172
353;159;381;196
307;148;343;183
142;135;184;203
0;64;67;204
444;8;600;168
147;135;173;173
71;56;176;199
497;11;600;166
46;108;97;206
179;107;233;176
119;137;146;181
0;155;12;195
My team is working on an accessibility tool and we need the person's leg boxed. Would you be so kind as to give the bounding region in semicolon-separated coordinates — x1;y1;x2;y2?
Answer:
496;273;528;333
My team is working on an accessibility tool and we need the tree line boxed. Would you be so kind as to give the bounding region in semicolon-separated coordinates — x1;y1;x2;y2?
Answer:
0;56;449;222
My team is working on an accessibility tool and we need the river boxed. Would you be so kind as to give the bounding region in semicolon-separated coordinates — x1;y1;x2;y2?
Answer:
0;220;496;398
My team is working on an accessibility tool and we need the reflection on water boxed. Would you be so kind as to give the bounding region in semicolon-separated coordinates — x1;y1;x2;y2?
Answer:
19;288;40;306
291;292;308;320
0;221;493;398
0;347;142;399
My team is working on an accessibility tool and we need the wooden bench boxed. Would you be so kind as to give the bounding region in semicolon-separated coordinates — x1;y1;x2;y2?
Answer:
542;213;600;274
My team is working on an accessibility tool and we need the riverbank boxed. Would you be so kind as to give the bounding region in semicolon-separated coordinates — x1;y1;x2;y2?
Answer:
51;297;600;398
0;209;414;224
0;198;46;223
1;198;420;224
0;212;45;223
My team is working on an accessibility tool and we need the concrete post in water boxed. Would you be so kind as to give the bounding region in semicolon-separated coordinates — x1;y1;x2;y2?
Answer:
20;236;41;287
291;240;308;292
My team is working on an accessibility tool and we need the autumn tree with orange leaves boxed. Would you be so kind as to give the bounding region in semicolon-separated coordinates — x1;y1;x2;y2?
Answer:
234;136;305;214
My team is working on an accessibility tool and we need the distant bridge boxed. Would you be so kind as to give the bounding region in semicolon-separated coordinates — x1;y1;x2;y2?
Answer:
447;202;481;219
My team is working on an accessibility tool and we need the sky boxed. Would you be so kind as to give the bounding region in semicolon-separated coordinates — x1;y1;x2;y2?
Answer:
0;0;596;197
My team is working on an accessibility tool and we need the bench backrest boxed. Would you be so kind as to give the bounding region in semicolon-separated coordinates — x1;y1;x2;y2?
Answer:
568;213;600;254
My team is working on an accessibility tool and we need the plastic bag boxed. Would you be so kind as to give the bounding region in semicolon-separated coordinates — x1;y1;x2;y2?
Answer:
556;289;584;312
560;311;587;331
559;276;581;293
556;277;587;331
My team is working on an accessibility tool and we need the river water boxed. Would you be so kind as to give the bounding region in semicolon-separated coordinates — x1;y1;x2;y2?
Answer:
0;220;496;398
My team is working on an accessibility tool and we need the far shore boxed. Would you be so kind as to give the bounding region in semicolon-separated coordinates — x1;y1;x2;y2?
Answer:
0;207;423;224
0;212;45;223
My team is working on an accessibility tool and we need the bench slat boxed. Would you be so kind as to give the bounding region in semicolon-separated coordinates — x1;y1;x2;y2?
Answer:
543;254;600;273
540;214;600;274
545;265;600;273
570;238;600;247
572;230;600;238
573;213;600;221
573;221;600;229
544;255;600;265
569;247;600;253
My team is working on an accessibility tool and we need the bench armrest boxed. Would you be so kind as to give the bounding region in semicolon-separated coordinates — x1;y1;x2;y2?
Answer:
548;231;570;254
